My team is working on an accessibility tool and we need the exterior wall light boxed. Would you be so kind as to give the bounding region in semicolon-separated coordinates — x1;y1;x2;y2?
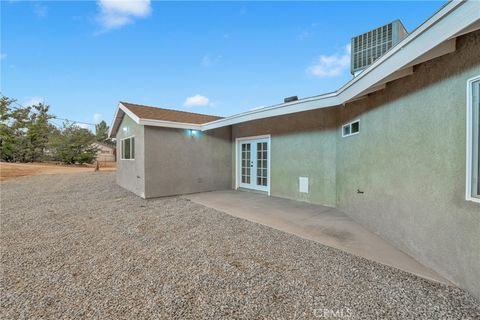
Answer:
184;129;200;138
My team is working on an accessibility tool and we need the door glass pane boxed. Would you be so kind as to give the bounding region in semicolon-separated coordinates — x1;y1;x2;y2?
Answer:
256;142;268;186
241;143;251;184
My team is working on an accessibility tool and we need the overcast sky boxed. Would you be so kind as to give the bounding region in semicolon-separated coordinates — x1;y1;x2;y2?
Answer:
1;0;446;130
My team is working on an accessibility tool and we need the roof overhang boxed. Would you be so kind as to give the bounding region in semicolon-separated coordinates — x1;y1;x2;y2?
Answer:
109;102;202;138
203;0;479;131
110;0;480;137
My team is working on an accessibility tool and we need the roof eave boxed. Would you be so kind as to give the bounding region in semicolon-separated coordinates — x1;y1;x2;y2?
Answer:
138;118;202;130
108;103;124;139
108;1;479;134
109;102;206;137
202;0;478;131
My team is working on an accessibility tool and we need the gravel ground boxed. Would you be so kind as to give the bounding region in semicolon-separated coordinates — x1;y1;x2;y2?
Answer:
1;173;479;319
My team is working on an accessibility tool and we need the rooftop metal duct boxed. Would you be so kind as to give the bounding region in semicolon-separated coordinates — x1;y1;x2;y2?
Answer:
284;96;299;103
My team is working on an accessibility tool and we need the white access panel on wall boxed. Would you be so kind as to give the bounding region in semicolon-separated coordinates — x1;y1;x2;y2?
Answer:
299;177;309;193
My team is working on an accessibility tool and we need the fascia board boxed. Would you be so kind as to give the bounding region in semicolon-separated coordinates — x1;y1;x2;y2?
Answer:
139;119;202;130
202;94;339;131
339;1;477;103
108;105;121;138
119;103;141;123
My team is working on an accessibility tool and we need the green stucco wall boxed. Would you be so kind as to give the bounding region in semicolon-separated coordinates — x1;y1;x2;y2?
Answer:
232;107;338;207
336;31;480;298
230;31;480;298
116;114;145;197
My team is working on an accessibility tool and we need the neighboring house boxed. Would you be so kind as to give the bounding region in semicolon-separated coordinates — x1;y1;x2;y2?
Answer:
92;142;116;162
109;1;480;299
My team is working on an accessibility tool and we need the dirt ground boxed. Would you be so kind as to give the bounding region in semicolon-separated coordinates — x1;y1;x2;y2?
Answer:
0;162;115;182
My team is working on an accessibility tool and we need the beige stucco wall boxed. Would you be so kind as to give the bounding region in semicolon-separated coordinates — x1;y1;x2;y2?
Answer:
143;126;232;198
232;107;338;206
336;31;480;298
116;115;145;197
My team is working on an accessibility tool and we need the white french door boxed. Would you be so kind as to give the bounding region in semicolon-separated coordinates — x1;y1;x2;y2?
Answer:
237;136;270;193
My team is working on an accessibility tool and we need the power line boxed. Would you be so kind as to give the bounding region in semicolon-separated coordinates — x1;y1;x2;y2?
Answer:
51;117;96;126
10;100;97;126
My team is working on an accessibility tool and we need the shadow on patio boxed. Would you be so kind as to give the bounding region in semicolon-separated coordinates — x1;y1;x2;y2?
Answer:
185;189;448;284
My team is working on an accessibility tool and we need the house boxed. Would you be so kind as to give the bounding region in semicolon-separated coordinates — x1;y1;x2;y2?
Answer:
109;1;480;299
92;142;116;162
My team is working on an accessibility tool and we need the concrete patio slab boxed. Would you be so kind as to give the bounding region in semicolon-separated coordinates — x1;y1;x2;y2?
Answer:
185;190;449;284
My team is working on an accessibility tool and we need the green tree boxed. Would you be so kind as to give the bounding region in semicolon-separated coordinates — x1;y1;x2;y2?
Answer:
25;103;54;161
49;122;98;164
10;106;31;161
95;120;109;142
1;96;56;162
0;96;17;161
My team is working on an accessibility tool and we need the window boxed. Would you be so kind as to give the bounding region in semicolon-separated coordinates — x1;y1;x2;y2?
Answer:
467;76;480;202
121;137;135;160
342;119;360;137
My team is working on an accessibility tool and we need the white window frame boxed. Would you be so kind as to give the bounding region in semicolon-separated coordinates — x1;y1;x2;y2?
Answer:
120;136;135;160
466;75;480;203
342;119;360;138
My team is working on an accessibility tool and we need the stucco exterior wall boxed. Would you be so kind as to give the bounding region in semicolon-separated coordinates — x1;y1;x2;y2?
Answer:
336;31;480;298
232;107;338;206
116;115;145;197
113;31;479;298
229;31;480;298
143;126;232;198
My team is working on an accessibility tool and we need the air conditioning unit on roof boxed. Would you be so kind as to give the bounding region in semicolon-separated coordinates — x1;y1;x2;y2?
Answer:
351;20;408;75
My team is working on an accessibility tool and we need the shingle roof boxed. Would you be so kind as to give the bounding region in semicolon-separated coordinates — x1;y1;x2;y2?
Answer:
120;102;223;124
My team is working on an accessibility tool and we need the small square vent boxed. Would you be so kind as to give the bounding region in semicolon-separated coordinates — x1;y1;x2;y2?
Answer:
299;177;309;193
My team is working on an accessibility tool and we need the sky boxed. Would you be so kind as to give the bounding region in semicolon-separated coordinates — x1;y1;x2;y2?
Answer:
1;0;447;130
